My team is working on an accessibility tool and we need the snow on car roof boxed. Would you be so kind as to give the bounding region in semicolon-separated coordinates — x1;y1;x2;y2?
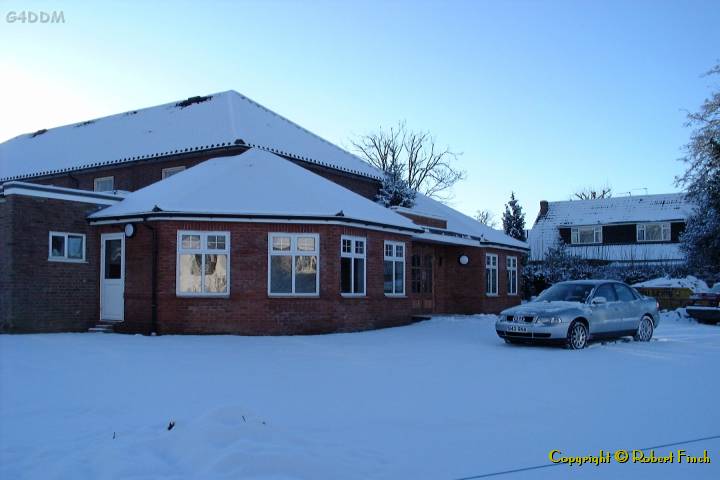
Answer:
88;149;420;232
0;91;381;182
393;194;529;250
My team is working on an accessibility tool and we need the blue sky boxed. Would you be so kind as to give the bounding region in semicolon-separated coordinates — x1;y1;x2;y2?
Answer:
1;0;718;222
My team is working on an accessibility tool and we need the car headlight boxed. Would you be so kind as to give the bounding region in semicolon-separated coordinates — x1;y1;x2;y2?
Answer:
536;316;563;325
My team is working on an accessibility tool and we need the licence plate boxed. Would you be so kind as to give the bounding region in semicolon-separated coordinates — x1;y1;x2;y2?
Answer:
508;325;528;333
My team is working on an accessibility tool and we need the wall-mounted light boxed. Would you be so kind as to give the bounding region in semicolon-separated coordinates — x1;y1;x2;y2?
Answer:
458;254;469;265
124;223;136;238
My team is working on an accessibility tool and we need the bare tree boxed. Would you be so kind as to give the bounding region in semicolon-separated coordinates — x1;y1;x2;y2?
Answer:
475;209;498;228
573;185;612;200
351;121;465;200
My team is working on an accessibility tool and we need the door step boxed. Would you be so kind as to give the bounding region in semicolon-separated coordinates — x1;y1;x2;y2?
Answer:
89;322;117;333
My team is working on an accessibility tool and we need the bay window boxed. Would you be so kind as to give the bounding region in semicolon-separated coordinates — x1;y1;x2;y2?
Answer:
486;253;498;296
341;236;366;296
268;233;319;296
177;231;230;296
637;223;670;242
570;226;602;244
384;241;405;295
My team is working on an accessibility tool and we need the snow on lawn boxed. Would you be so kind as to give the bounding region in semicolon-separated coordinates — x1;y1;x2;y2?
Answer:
1;313;719;480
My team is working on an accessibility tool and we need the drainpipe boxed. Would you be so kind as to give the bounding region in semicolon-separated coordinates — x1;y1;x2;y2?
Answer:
141;222;159;335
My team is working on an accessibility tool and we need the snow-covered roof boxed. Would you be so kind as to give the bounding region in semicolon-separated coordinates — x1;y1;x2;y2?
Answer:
89;149;420;232
535;193;692;227
0;91;381;182
393;194;529;250
528;193;694;261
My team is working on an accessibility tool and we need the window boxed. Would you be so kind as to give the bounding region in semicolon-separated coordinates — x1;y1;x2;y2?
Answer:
485;253;498;296
340;236;366;295
48;232;85;262
593;284;618;302
176;231;230;296
162;166;186;179
411;253;433;294
637;222;670;242
613;283;636;302
268;233;319;296
94;176;114;192
384;241;405;295
506;256;518;295
571;226;602;244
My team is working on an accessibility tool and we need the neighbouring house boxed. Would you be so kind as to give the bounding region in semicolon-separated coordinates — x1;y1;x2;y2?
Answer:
0;91;527;334
527;193;694;265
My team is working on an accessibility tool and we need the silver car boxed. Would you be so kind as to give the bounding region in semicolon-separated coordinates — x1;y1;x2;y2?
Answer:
496;280;660;349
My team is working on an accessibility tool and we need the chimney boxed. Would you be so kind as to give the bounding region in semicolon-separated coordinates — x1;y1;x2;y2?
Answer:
539;200;549;218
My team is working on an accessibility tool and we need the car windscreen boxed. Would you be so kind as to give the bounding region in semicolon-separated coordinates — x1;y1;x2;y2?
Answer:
536;283;595;303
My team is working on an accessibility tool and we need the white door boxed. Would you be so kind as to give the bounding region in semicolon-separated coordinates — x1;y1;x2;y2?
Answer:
100;233;125;321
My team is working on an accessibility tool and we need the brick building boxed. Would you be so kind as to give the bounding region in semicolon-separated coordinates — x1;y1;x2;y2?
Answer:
0;91;528;334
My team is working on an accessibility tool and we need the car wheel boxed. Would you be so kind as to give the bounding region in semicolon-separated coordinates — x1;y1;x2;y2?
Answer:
634;316;654;342
566;321;588;350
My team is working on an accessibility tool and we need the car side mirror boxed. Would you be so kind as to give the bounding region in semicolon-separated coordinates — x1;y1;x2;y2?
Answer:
591;296;607;305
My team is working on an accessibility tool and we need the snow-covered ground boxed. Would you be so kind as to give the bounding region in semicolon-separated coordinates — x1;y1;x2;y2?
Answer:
1;312;719;480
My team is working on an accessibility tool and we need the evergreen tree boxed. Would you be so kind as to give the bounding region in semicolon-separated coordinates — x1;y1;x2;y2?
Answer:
502;192;526;241
376;161;416;208
677;64;720;276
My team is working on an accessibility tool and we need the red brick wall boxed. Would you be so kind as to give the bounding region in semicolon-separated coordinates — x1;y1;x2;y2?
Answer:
413;241;523;315
0;195;103;332
34;148;244;192
31;148;382;200
98;222;415;335
0;197;13;325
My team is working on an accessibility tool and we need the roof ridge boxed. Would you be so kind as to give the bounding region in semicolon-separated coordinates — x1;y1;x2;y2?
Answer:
227;91;376;171
548;192;686;205
2;93;218;141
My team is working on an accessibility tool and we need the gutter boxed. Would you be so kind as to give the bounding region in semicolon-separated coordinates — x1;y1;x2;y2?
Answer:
88;211;425;235
421;226;530;252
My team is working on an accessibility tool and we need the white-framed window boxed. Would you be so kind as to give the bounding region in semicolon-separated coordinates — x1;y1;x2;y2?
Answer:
176;231;230;297
485;253;498;296
570;226;602;244
507;256;518;295
340;236;366;296
384;241;405;296
637;222;670;242
268;233;319;296
94;176;114;192
48;232;86;262
162;166;186;179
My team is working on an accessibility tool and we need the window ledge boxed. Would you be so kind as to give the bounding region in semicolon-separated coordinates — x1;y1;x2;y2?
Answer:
384;294;407;298
268;294;320;298
341;293;367;298
486;293;499;297
176;293;230;299
48;258;87;264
